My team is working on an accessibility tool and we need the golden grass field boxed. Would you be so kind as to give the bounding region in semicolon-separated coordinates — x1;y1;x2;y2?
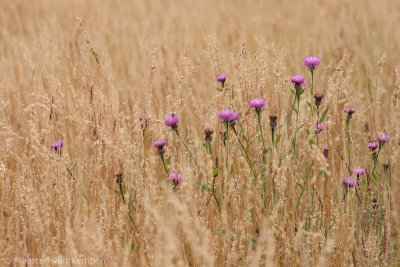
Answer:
1;0;400;266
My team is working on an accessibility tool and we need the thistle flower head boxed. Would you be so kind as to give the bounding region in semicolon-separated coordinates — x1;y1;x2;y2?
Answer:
314;93;324;106
269;115;278;129
204;129;214;142
169;172;182;187
115;173;123;184
303;56;321;71
342;177;355;189
290;75;307;87
219;129;227;143
344;107;356;120
376;133;390;145
218;109;239;124
353;167;365;177
249;98;266;114
368;141;378;151
140;115;148;130
51;141;64;153
217;74;227;87
153;139;166;148
165;114;179;129
323;145;328;158
154;139;166;155
316;123;324;132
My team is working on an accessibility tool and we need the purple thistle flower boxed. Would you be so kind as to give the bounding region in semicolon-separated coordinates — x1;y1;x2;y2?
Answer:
218;109;239;123
249;98;266;114
344;107;356;113
368;141;378;151
352;167;365;177
303;56;321;72
169;172;182;188
51;141;64;154
376;133;390;145
316;123;324;132
231;112;239;122
217;74;227;87
344;107;356;120
153;139;166;149
290;75;307;87
165;114;179;130
140;115;149;130
342;177;355;190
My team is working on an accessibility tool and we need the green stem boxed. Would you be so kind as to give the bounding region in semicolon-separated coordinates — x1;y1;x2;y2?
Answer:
232;126;257;181
371;147;381;176
346;119;351;170
257;112;266;158
316;106;320;146
287;95;297;126
223;122;229;196
175;129;198;166
271;127;275;148
292;91;301;154
296;91;300;123
119;182;126;204
160;154;169;176
206;142;212;155
311;70;314;104
212;174;221;213
66;165;89;204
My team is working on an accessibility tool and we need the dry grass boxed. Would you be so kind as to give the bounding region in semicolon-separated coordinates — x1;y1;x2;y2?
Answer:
1;0;400;266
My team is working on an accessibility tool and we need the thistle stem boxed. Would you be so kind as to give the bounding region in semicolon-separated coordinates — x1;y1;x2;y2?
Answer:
287;96;297;126
271;127;275;147
346;119;351;170
119;182;126;204
311;70;314;104
257;112;267;158
160;154;169;176
175;129;198;166
212;174;221;213
232;126;257;181
371;147;381;176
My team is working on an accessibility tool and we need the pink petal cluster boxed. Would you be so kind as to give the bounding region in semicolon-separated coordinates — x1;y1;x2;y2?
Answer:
316;123;324;132
217;74;227;83
165;114;179;128
342;177;355;189
303;56;321;71
376;133;390;145
368;141;378;151
153;139;166;148
218;109;239;123
217;74;227;87
51;141;64;152
249;98;266;113
353;167;365;176
290;75;307;87
169;172;182;183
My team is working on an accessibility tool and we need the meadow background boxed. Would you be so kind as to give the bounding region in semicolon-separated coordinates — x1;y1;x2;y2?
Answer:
1;0;400;266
